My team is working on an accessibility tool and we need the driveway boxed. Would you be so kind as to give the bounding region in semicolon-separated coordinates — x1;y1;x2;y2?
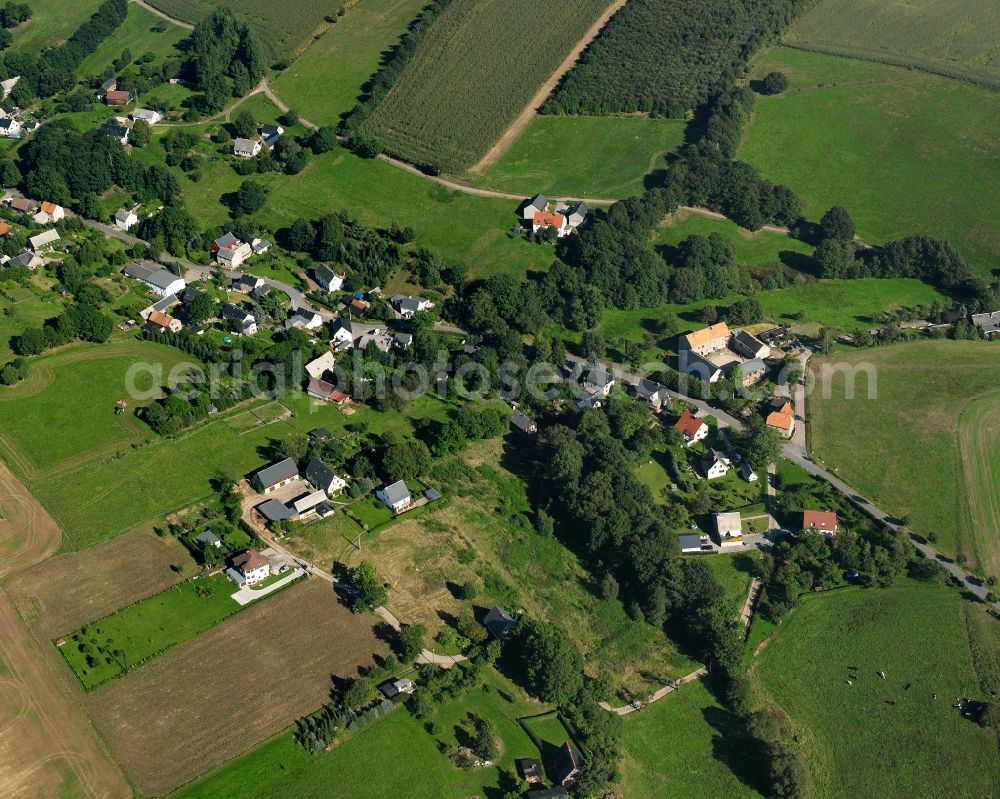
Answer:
230;567;306;606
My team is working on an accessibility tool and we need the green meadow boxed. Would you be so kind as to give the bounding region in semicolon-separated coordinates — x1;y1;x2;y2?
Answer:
653;211;813;267
0;283;65;364
271;0;426;127
738;47;1000;277
76;4;188;79
474;115;689;199
9;0;98;53
750;582;1000;798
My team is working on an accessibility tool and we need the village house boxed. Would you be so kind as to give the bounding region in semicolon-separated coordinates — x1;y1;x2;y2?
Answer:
105;88;133;106
260;123;283;150
131;108;162;125
394;331;413;350
511;408;538;435
145;309;182;333
305;351;337;380
679;322;731;357
0;221;11;236
674;409;709;446
803;509;838;536
227;549;270;588
377;479;412;513
699;449;731;480
516;759;543;784
221;303;257;335
681;351;725;383
390;293;433;319
483;606;516;639
714;511;744;547
252;458;299;493
741;463;758;482
379;678;416;699
114;207;139;231
346;296;370;315
634;378;672;413
34;201;64;224
234;274;265;293
194;530;222;549
732;357;767;386
257;498;294;524
213;232;254;268
521;193;548;220
329;317;355;350
251;237;271;255
0;117;20;138
8;196;36;214
565;201;588;229
554;741;584;786
306;456;347;496
306;377;351;405
765;399;796;439
29;229;60;253
971;311;1000;337
233;137;262;158
532;209;571;237
527;789;569;799
315;262;346;292
291;489;328;519
8;250;43;269
285;309;324;331
101;120;131;145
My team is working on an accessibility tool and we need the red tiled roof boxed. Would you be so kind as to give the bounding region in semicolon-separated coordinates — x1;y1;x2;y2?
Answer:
674;409;705;438
533;210;566;229
233;549;268;572
147;310;174;328
40;201;58;214
105;90;131;104
803;510;838;531
766;411;794;430
0;222;11;236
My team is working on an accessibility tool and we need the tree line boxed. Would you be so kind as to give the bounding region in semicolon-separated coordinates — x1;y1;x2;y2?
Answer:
185;8;266;113
42;0;128;73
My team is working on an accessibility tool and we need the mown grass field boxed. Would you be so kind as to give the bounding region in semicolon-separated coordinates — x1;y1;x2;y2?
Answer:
0;340;196;476
271;0;425;127
61;573;243;689
809;341;1000;573
749;582;1000;798
619;678;765;799
86;578;388;796
146;0;330;55
738;47;1000;277
170;668;544;799
784;0;1000;87
360;0;614;172
76;3;188;79
162;115;553;278
473;115;689;198
0;283;65;364
8;0;97;53
653;211;814;268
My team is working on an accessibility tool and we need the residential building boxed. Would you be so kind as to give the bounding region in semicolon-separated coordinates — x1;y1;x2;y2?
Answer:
28;229;60;253
394;331;413;350
308;427;331;443
98;78;117;99
306;378;351;405
194;531;221;549
101;120;131;145
234;274;265;293
376;480;412;513
0;75;19;99
741;463;758;482
105;88;133;106
131;108;162;125
730;330;771;360
329;317;355;350
315;262;346;292
680;351;724;383
634;378;671;412
679;533;712;554
260;123;283;150
971;311;1000;337
114;207;139;231
390;293;433;318
673;410;709;446
227;550;270;587
553;741;584;786
305;456;347;496
803;510;838;536
8;197;35;214
233;137;261;158
346;296;369;315
379;678;416;699
305;351;336;380
285;309;324;331
8;250;42;269
251;283;270;301
511;408;537;435
699;449;731;480
521;193;547;220
516;758;543;784
0;117;20;137
0;221;11;236
221;303;257;335
679;322;731;357
483;606;516;639
37;201;64;223
251;238;270;254
532;209;571;237
252;458;299;493
765;400;795;439
212;232;253;268
714;512;743;547
566;201;589;229
146;309;182;333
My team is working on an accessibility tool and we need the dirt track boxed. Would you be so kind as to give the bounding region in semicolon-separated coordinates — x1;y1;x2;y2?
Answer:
0;462;131;798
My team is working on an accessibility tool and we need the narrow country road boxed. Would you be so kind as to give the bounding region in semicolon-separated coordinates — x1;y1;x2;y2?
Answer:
131;0;193;30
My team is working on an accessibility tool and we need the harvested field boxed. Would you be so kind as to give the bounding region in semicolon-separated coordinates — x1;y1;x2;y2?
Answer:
0;461;60;581
7;530;194;639
86;577;387;795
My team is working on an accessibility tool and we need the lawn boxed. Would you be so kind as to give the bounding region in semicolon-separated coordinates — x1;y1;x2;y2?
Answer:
168;119;554;278
271;0;426;128
706;552;758;620
76;3;188;79
360;0;615;173
473;115;689;199
60;573;241;690
169;667;544;799
738;47;1000;277
784;0;1000;87
750;582;1000;798
0;340;197;477
145;0;332;56
619;678;765;799
808;340;1000;573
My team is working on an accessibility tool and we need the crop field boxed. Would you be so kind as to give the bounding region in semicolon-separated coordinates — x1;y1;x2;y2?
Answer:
172;668;544;799
473;115;689;198
166;116;554;278
619;679;764;798
271;0;425;128
6;530;195;639
360;0;615;173
85;578;387;796
76;3;188;79
61;573;244;689
146;0;331;55
738;47;1000;277
784;0;1000;87
0;340;197;479
750;582;1000;798
809;341;1000;572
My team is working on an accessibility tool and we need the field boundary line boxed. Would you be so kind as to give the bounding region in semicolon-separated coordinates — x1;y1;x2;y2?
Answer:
468;0;629;175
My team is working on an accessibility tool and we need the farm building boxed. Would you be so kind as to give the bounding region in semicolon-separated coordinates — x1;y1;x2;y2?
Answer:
29;229;60;253
521;193;547;220
257;498;294;524
252;458;299;493
123;259;186;297
679;322;731;357
306;378;351;405
132;108;162;125
730;330;771;360
305;351;337;380
516;758;543;784
554;741;584;785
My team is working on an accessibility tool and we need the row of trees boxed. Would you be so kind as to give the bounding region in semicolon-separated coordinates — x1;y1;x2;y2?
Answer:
43;0;128;73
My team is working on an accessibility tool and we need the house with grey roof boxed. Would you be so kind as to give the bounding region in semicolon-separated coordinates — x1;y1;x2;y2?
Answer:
114;207;139;231
194;530;222;549
258;498;294;523
971;311;1000;337
29;229;60;253
511;408;537;434
394;331;413;350
315;262;346;292
330;317;355;350
285;309;323;331
521;193;547;220
8;250;43;269
730;330;771;360
634;378;671;411
222;303;257;335
483;606;516;639
140;294;180;320
390;294;433;319
305;456;347;496
699;449;731;480
252;458;299;493
123;259;185;297
679;533;711;553
260;123;283;150
233;137;261;158
376;479;411;513
566;201;588;228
